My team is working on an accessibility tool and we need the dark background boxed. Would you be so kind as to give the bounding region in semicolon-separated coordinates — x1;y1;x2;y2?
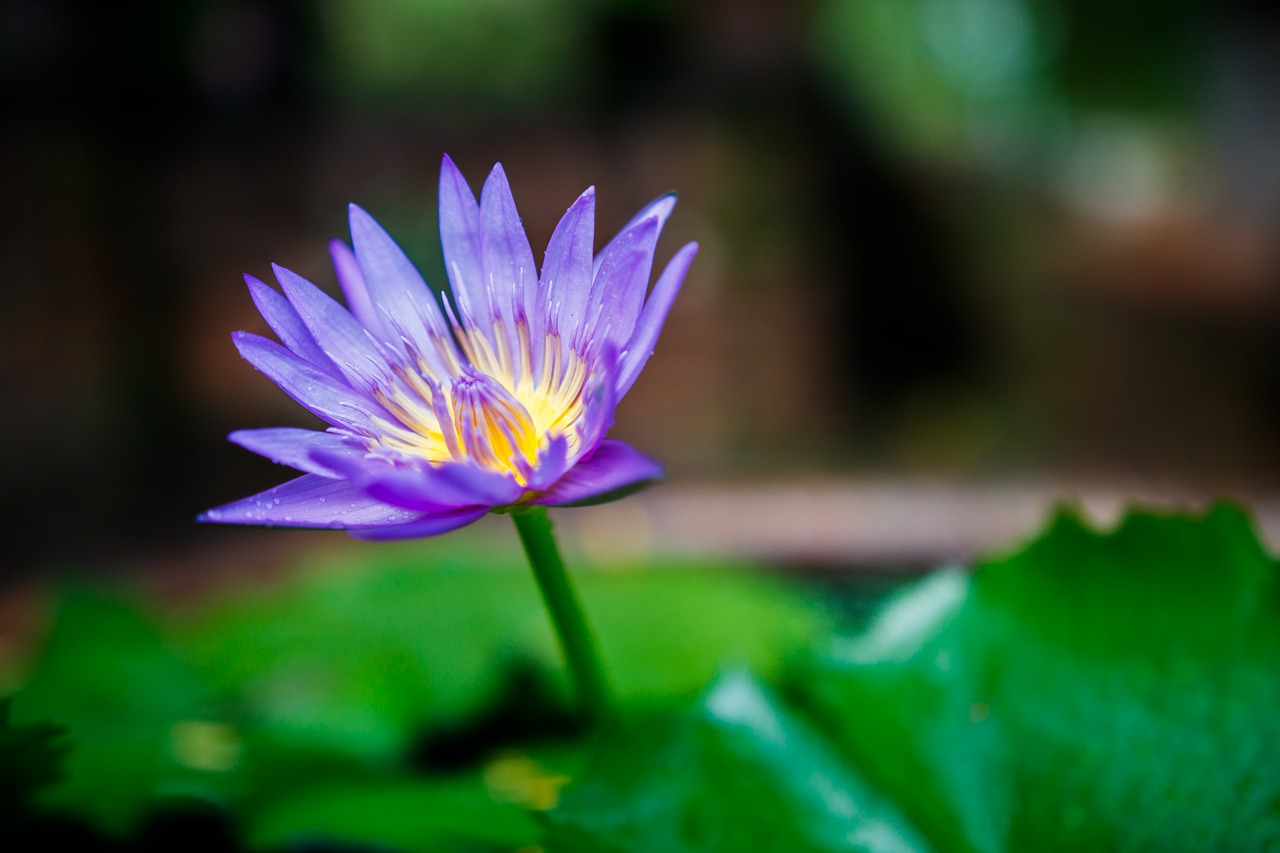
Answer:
5;0;1280;570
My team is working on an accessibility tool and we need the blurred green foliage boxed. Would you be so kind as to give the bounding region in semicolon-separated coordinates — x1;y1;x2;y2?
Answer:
11;505;1279;850
9;532;829;845
320;0;584;108
0;698;69;824
813;0;1204;164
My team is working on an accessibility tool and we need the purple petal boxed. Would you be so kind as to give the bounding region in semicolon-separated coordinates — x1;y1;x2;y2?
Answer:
274;264;392;392
232;331;388;432
532;440;664;507
539;188;595;340
199;474;422;528
480;163;538;328
348;507;489;540
578;215;659;355
527;432;570;492
245;275;338;375
616;241;698;399
438;155;488;329
592;193;676;279
312;450;522;511
330;239;389;341
348;204;454;371
229;428;363;477
577;345;619;456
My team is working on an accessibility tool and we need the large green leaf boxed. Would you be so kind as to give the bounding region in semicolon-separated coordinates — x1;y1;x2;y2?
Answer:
543;671;931;853
789;504;1280;852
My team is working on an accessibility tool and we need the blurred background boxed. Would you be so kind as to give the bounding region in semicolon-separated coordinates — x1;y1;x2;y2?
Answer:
7;2;1280;848
5;0;1280;574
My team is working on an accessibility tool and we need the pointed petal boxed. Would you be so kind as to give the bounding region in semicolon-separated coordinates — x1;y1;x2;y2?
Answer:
533;440;664;507
245;275;338;374
539;188;595;340
312;450;522;511
228;428;363;477
232;331;388;432
348;507;489;540
438;155;488;328
480;163;538;328
199;474;421;528
330;239;389;341
579;215;659;354
593;193;676;279
274;264;392;392
348;204;453;370
617;242;698;398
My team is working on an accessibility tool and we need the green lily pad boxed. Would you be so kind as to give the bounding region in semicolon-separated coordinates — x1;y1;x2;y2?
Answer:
543;671;931;853
789;503;1280;852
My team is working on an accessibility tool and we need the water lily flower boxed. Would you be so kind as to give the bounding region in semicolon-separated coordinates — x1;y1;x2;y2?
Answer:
201;155;697;540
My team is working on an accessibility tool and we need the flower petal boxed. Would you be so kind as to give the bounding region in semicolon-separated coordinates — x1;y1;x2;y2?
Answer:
274;264;393;393
438;155;488;329
592;193;676;279
533;440;664;507
578;215;659;355
311;450;522;511
348;204;455;373
329;238;389;341
199;474;422;528
228;428;363;477
539;187;595;340
232;331;388;432
526;432;570;492
348;507;490;540
576;345;619;457
245;275;338;374
617;241;698;398
480;162;538;329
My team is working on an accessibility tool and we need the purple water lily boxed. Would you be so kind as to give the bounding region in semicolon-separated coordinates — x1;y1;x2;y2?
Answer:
202;155;697;540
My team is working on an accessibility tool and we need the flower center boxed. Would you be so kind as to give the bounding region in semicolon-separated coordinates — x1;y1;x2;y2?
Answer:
365;324;593;484
448;373;540;479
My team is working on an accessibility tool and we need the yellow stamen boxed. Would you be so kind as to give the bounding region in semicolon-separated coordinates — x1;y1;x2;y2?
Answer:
367;317;590;482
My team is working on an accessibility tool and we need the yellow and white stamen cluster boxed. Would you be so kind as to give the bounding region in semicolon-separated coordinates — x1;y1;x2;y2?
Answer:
366;317;591;485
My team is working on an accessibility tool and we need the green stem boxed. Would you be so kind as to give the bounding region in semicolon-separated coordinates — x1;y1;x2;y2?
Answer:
511;506;610;719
